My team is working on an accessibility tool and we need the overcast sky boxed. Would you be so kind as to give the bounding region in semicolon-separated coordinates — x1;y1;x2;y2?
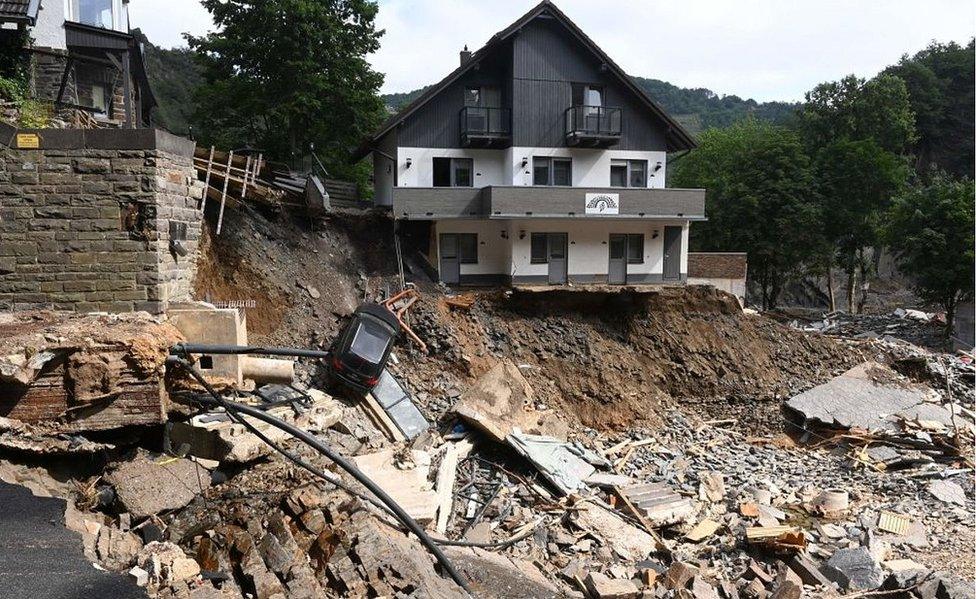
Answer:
129;0;974;102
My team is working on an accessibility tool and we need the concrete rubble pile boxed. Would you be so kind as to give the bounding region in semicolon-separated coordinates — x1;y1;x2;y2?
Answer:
0;294;972;599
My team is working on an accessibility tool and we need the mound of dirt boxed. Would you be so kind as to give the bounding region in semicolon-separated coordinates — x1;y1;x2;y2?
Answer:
402;287;866;433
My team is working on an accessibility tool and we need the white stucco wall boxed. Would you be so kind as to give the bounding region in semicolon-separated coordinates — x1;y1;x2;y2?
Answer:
32;0;67;49
393;147;666;190
397;147;507;188
433;218;689;281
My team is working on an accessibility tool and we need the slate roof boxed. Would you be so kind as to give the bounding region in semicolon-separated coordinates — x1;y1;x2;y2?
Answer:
352;0;697;161
0;0;40;24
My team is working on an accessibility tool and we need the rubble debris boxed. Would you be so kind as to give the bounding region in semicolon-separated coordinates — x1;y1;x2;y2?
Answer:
821;546;884;591
444;546;561;599
435;438;476;534
105;452;211;519
615;482;694;527
0;311;181;431
685;518;721;542
351;448;438;523
453;360;569;444
584;571;640;598
168;388;342;463
745;526;807;552
570;501;657;560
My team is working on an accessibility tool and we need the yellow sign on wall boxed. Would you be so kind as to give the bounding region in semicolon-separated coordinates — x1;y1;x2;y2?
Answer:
15;133;40;149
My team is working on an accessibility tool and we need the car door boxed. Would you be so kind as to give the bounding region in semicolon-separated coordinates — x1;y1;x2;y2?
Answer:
663;226;682;281
439;233;460;285
608;234;626;284
547;233;568;285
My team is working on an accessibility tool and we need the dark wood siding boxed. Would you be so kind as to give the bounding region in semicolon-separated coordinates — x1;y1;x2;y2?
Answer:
511;18;667;150
398;42;513;148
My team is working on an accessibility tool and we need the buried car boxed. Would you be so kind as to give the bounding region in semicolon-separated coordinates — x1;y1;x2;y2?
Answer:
329;303;401;392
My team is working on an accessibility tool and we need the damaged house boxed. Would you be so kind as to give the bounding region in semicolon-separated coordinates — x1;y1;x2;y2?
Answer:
0;0;155;128
354;0;706;286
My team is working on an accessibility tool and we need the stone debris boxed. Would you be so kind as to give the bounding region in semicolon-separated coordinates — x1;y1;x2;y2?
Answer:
926;480;967;505
105;452;212;519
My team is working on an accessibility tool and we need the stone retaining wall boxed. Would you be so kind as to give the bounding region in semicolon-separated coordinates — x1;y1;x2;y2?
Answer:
0;127;203;313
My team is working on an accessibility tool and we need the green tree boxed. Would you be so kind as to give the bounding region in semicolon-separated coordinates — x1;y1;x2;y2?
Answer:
672;119;822;309
815;139;909;312
799;74;917;155
187;0;385;183
886;175;974;333
884;40;975;178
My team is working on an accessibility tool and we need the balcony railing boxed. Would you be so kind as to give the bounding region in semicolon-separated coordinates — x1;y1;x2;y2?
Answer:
459;106;511;147
565;105;622;147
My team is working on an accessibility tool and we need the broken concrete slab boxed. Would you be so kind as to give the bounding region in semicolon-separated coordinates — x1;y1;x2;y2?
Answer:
351;448;438;523
453;360;569;444
926;480;967;505
784;362;948;432
571;502;657;561
822;546;884;591
507;431;596;495
105;453;211;519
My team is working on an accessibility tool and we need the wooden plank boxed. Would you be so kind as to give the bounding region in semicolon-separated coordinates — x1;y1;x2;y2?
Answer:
361;393;406;442
201;146;215;211
434;438;475;534
216;150;234;235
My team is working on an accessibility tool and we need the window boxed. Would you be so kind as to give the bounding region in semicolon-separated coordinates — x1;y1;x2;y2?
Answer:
464;87;481;107
532;157;572;186
610;160;648;188
90;83;108;116
626;234;644;264
351;319;392;363
572;83;604;107
458;233;478;264
432;157;473;187
71;0;115;29
530;233;548;264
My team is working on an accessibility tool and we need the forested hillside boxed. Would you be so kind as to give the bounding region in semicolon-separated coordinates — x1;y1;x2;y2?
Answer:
135;29;203;136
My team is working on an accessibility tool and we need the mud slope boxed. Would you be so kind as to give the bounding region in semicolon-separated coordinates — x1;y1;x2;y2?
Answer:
406;287;865;432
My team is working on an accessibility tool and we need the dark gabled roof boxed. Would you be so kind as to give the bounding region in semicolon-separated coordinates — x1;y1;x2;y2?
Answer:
352;0;697;161
0;0;40;24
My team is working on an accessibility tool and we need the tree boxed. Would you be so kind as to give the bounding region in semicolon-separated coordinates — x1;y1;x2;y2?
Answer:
799;74;917;155
884;40;975;179
886;175;974;333
814;140;909;312
187;0;385;183
671;119;822;309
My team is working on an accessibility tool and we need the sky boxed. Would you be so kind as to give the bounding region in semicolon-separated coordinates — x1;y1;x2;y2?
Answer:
129;0;975;102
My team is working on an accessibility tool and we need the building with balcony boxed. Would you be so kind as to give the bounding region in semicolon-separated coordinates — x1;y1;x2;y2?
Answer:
353;0;705;286
0;0;155;128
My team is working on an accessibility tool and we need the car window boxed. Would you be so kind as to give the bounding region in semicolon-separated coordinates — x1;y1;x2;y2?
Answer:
350;318;391;363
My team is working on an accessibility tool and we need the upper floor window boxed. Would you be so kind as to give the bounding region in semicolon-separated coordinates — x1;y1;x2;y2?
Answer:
572;83;603;113
433;157;473;187
533;157;572;186
464;86;501;108
610;159;647;188
68;0;127;31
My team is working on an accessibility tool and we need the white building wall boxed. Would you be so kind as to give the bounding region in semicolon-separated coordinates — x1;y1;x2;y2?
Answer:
432;218;689;283
32;0;67;49
394;147;666;189
397;147;507;188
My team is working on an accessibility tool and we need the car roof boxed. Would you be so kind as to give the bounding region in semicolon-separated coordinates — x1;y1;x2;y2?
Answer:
355;303;401;333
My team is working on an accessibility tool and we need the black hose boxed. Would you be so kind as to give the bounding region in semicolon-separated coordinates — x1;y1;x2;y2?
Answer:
168;357;472;594
173;343;332;360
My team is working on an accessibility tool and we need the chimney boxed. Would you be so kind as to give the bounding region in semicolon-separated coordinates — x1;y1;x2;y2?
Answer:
459;45;472;66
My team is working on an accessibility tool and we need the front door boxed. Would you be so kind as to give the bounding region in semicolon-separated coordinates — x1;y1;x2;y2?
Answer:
608;234;627;284
547;233;568;285
439;233;460;285
663;226;682;281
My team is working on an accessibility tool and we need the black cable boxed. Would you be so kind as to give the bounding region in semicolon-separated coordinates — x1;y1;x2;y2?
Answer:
168;357;472;594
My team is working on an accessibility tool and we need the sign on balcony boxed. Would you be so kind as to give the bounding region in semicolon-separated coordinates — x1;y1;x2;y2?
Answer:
585;193;619;215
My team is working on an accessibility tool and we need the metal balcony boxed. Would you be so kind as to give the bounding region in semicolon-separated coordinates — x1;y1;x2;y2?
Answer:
564;105;622;147
459;106;511;148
